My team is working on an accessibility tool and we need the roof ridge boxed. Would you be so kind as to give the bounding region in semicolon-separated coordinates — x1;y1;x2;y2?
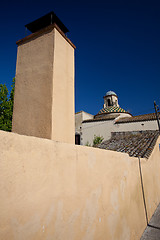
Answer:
116;112;160;123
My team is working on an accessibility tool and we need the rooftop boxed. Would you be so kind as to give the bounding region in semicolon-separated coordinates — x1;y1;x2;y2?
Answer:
116;112;160;124
83;114;118;123
105;90;117;96
98;106;127;115
98;130;159;159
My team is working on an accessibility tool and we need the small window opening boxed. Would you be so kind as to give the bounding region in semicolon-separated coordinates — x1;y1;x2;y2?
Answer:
107;99;111;106
75;134;80;145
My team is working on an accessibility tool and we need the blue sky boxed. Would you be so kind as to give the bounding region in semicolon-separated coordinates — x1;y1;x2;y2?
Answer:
0;0;160;116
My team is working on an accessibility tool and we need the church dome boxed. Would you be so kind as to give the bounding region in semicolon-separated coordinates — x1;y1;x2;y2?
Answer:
98;106;126;114
94;106;132;120
105;91;117;96
94;90;132;120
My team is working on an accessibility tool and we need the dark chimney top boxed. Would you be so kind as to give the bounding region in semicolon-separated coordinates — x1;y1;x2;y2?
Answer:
25;11;69;34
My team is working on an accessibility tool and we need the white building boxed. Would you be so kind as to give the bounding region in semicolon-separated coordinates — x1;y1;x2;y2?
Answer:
75;91;159;145
75;111;93;144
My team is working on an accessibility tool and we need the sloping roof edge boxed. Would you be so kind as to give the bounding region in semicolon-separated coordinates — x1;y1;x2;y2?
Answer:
82;115;117;123
115;112;160;124
97;130;159;159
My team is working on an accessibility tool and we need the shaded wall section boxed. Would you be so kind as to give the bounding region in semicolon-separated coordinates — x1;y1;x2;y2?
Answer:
0;130;160;240
141;137;160;220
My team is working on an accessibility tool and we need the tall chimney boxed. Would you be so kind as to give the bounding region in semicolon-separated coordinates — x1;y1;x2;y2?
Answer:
12;12;75;144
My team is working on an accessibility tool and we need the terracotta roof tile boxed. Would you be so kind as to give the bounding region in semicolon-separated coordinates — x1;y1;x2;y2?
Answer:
98;130;159;159
115;112;160;123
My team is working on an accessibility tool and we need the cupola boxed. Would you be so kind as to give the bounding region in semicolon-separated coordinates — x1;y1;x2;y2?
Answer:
103;90;119;108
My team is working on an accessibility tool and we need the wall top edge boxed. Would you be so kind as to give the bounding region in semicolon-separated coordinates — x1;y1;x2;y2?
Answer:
16;23;76;49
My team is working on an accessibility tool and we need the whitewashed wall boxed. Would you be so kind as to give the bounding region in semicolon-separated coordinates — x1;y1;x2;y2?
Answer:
82;119;158;145
115;120;158;132
75;111;93;134
82;120;114;145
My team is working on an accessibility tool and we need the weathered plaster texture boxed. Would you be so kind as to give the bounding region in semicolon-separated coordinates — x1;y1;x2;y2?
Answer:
141;138;160;220
12;26;75;144
0;130;160;240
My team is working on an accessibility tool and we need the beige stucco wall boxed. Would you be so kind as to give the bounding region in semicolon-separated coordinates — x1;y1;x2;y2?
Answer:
1;130;159;239
12;25;75;144
12;28;54;139
140;138;160;220
51;28;75;143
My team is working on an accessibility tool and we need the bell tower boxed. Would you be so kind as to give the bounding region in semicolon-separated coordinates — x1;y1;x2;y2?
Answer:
103;91;119;108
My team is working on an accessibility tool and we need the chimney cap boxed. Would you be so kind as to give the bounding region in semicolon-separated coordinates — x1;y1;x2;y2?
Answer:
25;11;69;34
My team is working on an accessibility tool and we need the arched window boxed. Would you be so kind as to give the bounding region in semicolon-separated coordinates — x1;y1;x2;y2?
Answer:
107;99;111;106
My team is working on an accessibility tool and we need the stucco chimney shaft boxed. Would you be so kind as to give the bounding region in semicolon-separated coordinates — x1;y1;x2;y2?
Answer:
12;14;75;144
